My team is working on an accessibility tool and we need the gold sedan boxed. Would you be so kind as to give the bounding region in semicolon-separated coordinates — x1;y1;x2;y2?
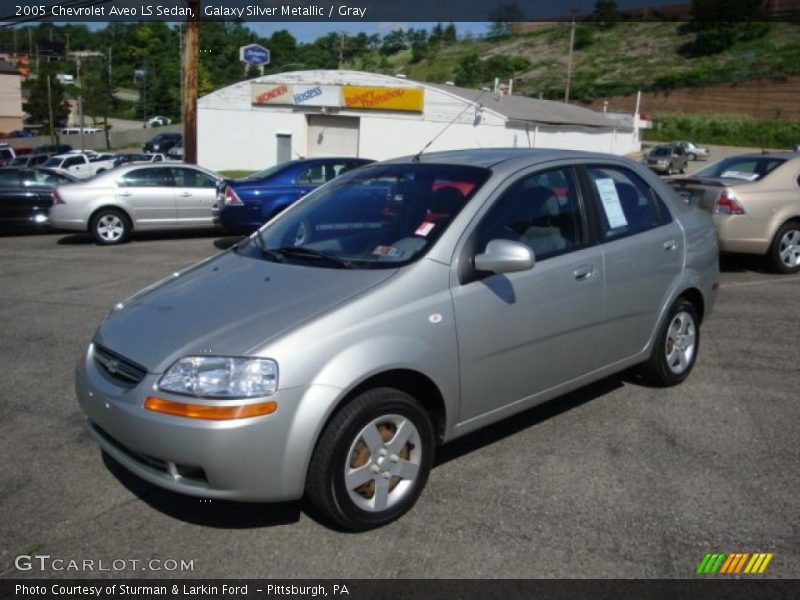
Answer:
669;152;800;273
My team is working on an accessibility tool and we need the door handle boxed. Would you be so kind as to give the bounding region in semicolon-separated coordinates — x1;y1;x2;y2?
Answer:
663;240;678;252
118;192;132;197
573;265;594;281
178;192;192;197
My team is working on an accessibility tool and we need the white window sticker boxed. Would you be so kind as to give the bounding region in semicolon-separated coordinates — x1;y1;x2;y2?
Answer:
415;222;435;237
594;178;628;229
720;170;759;181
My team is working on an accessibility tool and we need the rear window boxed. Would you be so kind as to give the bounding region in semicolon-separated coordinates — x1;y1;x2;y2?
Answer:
694;156;785;181
42;158;62;168
651;148;671;157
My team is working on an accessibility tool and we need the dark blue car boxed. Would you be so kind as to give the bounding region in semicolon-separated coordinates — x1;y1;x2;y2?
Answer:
214;157;373;234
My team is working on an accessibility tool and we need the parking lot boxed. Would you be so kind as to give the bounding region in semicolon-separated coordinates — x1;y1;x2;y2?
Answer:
1;229;798;579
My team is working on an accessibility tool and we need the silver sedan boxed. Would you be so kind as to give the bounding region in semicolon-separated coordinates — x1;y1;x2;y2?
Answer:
50;164;221;244
75;149;719;530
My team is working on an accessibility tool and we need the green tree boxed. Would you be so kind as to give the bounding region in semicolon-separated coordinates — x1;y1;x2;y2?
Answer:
685;0;768;55
380;30;407;55
22;65;70;134
454;53;484;87
593;0;619;25
444;23;457;42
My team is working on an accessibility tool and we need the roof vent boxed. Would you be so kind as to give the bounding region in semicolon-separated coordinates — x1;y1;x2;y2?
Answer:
395;73;407;78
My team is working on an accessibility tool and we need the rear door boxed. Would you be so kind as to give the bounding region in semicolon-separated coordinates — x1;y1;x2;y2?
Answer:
170;166;218;226
451;165;606;421
582;164;683;362
115;167;176;228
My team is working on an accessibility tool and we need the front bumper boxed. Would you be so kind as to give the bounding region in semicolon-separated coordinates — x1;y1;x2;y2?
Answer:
76;344;340;502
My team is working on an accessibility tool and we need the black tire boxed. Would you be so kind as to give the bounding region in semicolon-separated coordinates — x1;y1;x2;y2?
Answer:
680;164;687;174
767;221;800;274
305;387;435;531
641;298;700;387
688;153;697;161
90;208;130;245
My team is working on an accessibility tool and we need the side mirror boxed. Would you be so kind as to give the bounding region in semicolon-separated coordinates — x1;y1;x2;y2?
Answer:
474;239;535;274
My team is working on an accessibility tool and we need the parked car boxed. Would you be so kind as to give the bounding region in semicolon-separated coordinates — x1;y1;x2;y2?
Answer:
673;141;709;161
74;149;719;530
5;153;54;168
215;157;374;234
642;144;688;175
32;144;73;156
9;130;35;138
61;127;102;136
113;153;167;167
147;116;172;127
167;142;183;161
667;152;800;273
0;144;17;167
0;167;77;230
50;163;222;244
41;152;116;179
143;132;181;154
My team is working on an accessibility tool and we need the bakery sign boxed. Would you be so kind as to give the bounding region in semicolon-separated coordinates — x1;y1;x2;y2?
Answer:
251;83;424;113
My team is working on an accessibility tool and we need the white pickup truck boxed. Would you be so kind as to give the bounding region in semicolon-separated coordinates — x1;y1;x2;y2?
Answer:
41;152;116;179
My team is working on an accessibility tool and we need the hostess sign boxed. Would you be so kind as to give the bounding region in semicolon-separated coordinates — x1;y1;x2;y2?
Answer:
251;83;424;112
240;44;270;66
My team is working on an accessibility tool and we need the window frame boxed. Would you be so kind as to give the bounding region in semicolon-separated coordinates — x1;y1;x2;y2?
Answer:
117;166;174;188
169;166;217;189
577;163;673;243
458;164;593;284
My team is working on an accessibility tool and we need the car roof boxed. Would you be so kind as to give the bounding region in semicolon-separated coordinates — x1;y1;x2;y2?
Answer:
380;148;627;169
719;151;800;161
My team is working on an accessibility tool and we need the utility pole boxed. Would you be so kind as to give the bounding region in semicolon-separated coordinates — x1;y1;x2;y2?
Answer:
564;11;576;104
183;1;200;164
104;48;112;150
338;32;345;69
46;75;56;146
69;51;104;152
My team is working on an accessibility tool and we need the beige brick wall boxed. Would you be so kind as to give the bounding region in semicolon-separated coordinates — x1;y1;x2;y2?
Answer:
0;72;23;131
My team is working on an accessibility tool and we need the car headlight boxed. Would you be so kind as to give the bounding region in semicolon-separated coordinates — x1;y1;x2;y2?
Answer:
158;356;278;398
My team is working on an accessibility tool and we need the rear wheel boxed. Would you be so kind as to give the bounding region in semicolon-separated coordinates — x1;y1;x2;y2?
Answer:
767;222;800;274
641;298;699;386
305;387;435;531
91;208;130;245
688;153;697;161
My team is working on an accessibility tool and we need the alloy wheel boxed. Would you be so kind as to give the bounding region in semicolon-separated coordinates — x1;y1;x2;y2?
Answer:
665;311;696;375
778;229;800;269
96;214;125;242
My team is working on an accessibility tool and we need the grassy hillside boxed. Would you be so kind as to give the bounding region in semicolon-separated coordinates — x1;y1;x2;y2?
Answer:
350;22;800;104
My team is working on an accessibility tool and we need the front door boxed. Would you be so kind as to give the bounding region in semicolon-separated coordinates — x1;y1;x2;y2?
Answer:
451;166;606;422
115;166;175;228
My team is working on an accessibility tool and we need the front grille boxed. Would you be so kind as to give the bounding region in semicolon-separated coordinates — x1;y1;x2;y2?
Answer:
93;344;147;386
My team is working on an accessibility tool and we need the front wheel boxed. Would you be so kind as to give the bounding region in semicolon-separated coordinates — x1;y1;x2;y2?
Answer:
767;222;800;274
305;388;435;531
641;298;699;386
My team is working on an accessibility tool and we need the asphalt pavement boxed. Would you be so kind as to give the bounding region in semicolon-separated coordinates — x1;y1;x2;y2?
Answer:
1;229;797;579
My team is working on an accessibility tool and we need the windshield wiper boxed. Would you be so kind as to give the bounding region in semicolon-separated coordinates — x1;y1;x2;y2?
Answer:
247;231;286;263
276;246;355;269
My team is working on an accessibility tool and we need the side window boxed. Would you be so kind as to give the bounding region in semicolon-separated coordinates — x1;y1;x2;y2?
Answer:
327;162;351;181
296;164;326;185
171;167;216;188
63;156;84;168
119;167;171;188
474;167;584;261
585;165;669;240
0;170;20;186
0;149;13;159
23;170;63;187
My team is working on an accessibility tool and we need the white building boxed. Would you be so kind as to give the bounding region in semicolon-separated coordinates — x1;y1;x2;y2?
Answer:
198;70;640;172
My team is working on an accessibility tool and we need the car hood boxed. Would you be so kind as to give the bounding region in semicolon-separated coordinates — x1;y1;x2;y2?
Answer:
94;250;397;373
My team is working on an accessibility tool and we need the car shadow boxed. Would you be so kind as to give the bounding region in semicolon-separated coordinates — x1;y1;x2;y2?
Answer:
213;235;245;250
57;228;222;246
101;452;302;529
435;374;626;468
718;253;770;274
101;372;636;530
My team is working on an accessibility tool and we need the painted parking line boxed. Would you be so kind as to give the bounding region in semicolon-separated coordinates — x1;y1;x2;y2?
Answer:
720;276;800;289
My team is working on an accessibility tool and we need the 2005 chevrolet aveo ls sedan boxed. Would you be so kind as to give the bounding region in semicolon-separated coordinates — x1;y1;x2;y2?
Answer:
77;149;719;530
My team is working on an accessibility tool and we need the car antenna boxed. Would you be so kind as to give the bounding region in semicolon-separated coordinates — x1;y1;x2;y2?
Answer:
412;90;489;163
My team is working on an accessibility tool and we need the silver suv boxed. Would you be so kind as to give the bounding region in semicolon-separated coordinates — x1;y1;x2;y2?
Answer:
76;149;719;530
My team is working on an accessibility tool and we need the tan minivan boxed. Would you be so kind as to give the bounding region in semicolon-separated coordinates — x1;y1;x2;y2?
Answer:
669;152;800;273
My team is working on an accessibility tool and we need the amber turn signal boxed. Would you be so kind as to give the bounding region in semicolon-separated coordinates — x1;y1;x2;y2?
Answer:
144;396;277;420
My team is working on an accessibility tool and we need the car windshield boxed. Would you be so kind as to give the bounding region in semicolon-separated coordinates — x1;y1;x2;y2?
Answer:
7;157;27;166
694;156;785;181
236;163;490;269
651;148;671;157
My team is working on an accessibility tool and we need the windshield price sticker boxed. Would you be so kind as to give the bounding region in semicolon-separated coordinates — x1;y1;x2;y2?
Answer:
594;178;628;229
415;222;435;237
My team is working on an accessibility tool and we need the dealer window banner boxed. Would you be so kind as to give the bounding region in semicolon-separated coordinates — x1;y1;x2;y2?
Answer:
342;86;424;112
252;83;424;112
